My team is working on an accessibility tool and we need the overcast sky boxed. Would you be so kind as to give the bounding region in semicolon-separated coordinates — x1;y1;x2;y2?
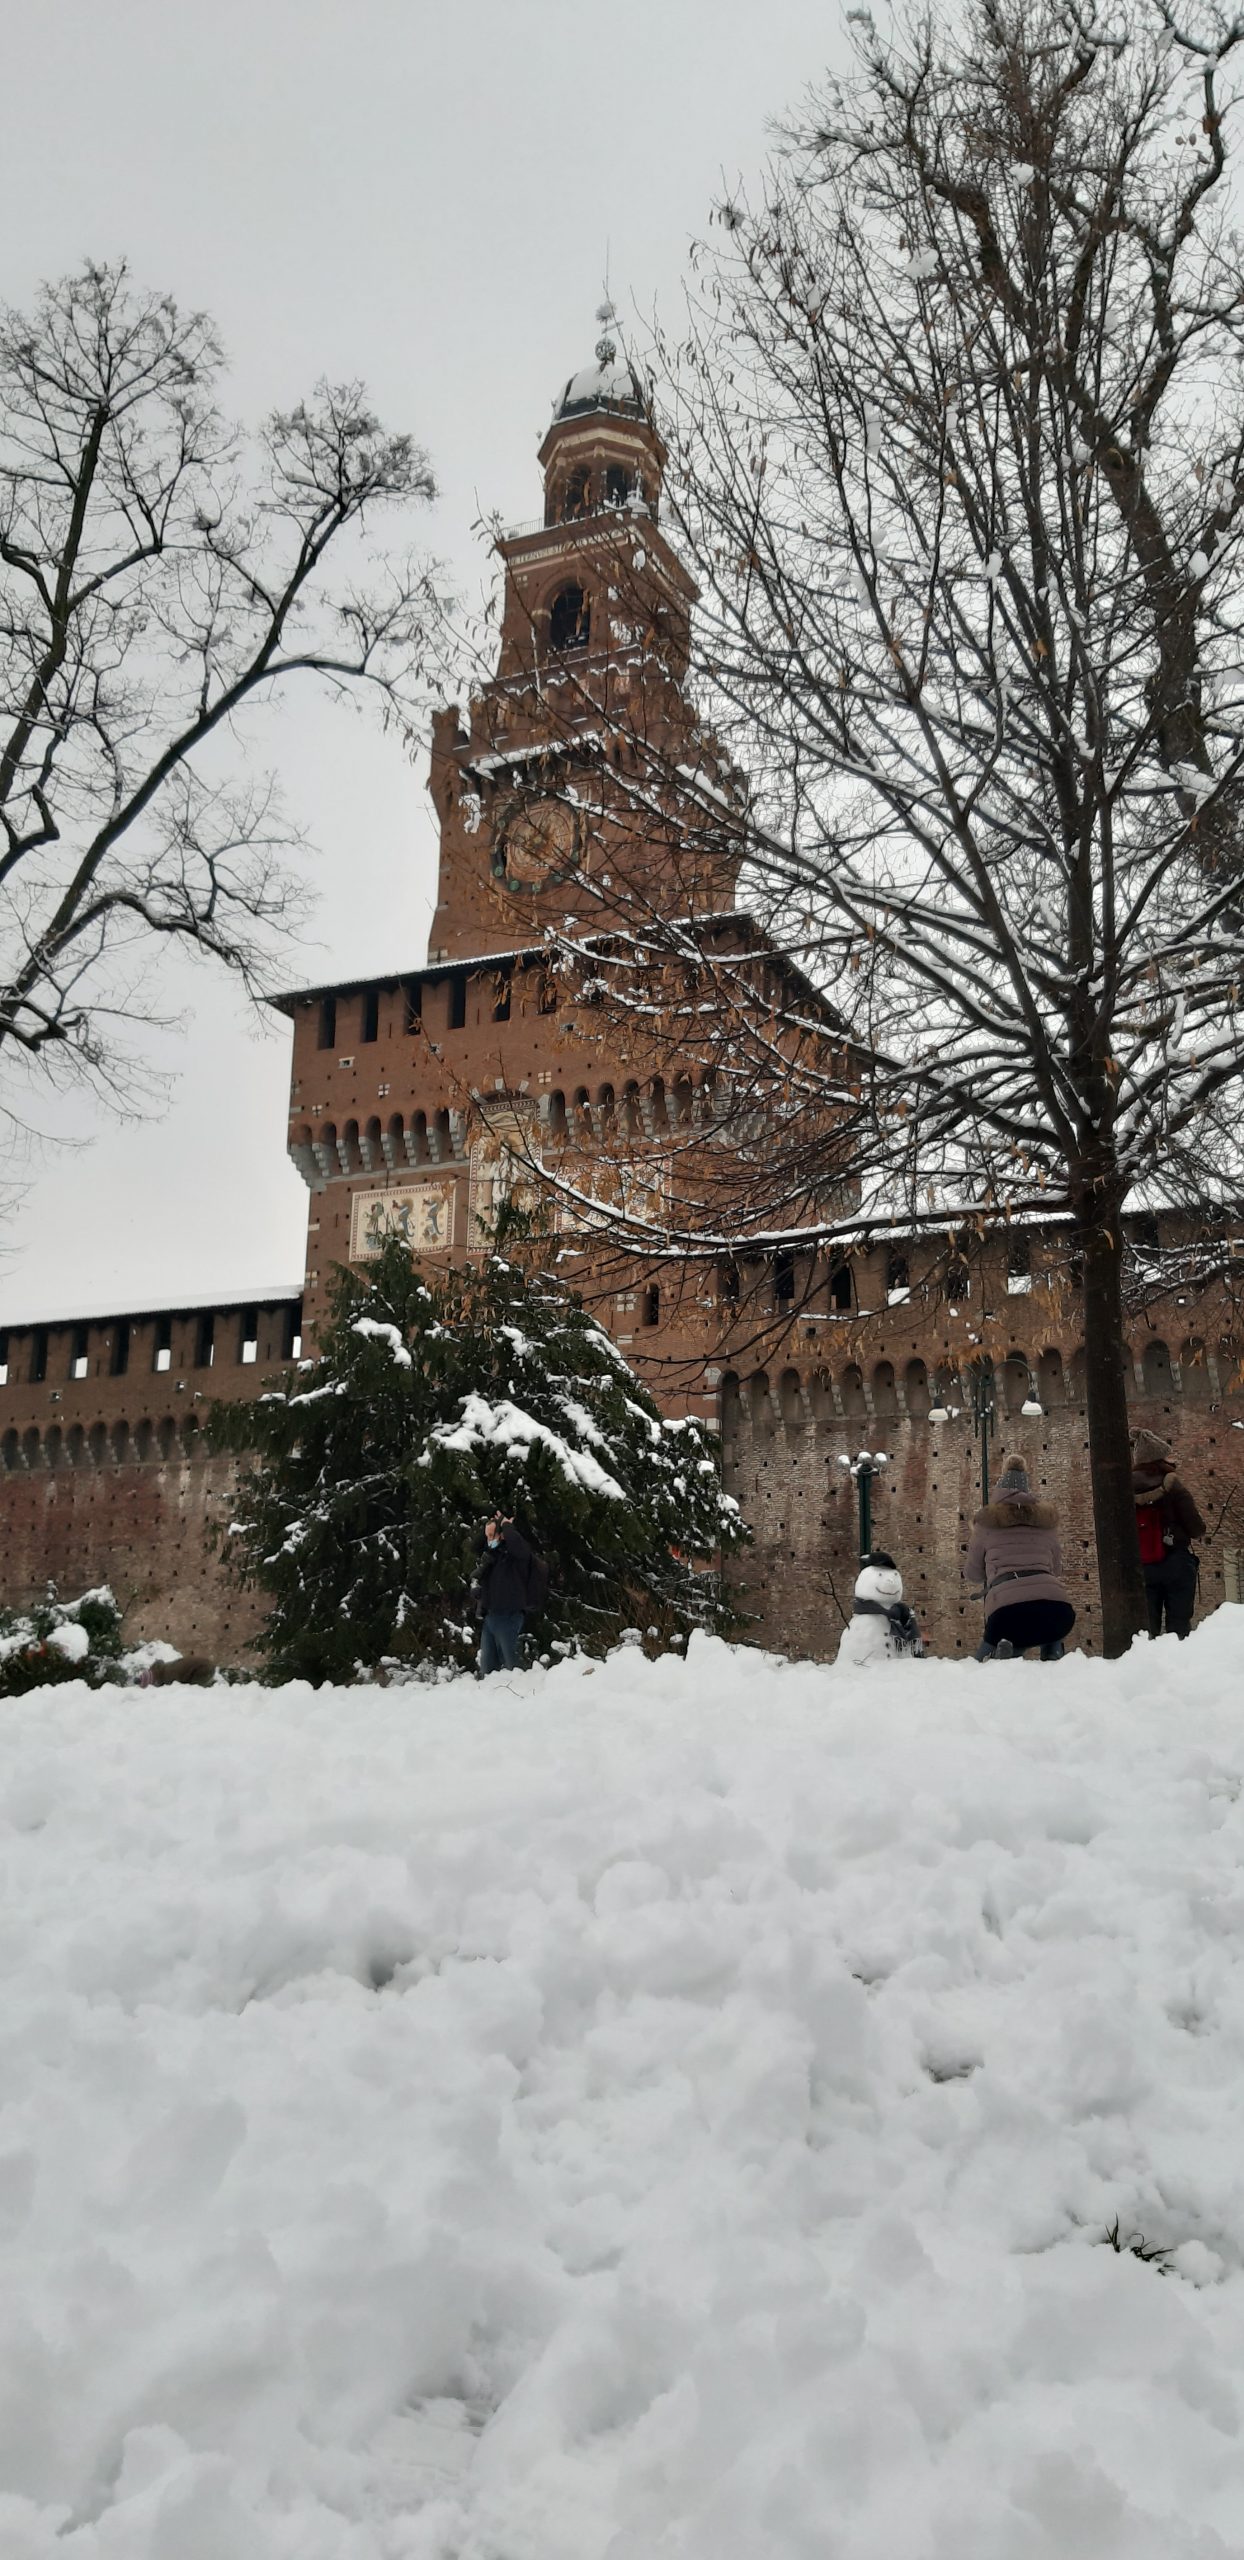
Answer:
1;0;849;1325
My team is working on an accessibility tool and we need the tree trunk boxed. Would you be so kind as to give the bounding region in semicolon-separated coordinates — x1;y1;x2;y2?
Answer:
1076;1184;1147;1657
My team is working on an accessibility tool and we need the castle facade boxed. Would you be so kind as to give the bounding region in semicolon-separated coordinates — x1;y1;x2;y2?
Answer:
3;332;1242;1661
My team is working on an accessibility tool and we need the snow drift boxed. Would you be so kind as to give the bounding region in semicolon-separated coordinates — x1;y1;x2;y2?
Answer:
3;1618;1244;2555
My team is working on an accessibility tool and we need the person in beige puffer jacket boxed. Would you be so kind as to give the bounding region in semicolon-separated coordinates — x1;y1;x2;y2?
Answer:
964;1454;1076;1662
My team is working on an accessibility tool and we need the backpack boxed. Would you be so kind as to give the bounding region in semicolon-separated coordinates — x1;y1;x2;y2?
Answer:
521;1545;551;1615
1136;1502;1167;1565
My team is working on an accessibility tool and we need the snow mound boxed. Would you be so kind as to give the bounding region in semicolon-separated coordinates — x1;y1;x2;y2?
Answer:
4;1616;1244;2555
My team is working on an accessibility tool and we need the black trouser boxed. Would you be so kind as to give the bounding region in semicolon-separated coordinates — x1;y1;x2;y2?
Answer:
1144;1549;1198;1640
984;1598;1076;1653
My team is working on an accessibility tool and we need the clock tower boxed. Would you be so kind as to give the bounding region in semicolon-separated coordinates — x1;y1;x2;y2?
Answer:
426;309;741;963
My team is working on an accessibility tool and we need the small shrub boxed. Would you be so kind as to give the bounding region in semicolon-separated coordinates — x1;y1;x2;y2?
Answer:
0;1586;125;1696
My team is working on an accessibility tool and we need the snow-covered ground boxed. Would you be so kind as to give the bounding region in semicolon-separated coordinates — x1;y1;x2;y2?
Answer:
4;1622;1244;2557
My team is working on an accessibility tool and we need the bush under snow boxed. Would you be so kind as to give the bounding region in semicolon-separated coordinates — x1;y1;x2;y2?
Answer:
3;1618;1244;2554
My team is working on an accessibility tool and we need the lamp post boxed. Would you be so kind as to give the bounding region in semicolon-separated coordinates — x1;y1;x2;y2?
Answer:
837;1449;889;1560
970;1359;997;1504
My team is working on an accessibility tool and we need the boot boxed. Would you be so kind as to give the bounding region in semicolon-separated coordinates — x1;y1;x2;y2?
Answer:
974;1641;995;1662
1039;1640;1065;1662
994;1639;1014;1659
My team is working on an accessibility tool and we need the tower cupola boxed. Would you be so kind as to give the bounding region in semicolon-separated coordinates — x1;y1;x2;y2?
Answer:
538;304;664;531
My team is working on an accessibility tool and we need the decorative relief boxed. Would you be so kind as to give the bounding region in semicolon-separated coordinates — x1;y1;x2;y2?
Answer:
349;1181;455;1260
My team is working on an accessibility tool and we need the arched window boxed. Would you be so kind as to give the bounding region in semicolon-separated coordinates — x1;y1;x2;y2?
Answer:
549;584;590;651
905;1357;930;1417
872;1360;898;1416
604;464;630;507
561;468;591;521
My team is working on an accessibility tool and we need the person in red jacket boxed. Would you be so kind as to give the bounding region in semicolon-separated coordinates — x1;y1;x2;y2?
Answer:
965;1455;1076;1661
1131;1430;1205;1640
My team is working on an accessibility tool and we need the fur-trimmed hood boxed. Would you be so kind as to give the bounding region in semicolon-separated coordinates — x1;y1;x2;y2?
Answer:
974;1496;1058;1532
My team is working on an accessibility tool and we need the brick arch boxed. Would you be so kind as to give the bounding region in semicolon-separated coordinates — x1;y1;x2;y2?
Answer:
1142;1338;1174;1395
872;1359;898;1416
810;1368;836;1424
840;1362;867;1418
905;1357;930;1418
1181;1337;1212;1402
22;1426;41;1470
1038;1346;1065;1405
778;1367;805;1429
747;1371;773;1432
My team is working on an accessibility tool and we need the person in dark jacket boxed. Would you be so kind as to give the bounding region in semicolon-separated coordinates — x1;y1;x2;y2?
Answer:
472;1514;533;1674
1132;1429;1205;1640
964;1455;1076;1661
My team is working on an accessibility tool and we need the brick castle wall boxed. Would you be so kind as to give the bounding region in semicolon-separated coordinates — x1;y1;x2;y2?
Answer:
723;1372;1244;1659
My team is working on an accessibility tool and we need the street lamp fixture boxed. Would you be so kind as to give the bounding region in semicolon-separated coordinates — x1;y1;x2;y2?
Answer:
837;1448;889;1559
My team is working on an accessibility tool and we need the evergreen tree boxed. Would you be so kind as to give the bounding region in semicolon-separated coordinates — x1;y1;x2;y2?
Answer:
210;1222;748;1682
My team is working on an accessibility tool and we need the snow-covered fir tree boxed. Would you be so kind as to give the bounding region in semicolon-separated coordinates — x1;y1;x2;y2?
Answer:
211;1222;748;1681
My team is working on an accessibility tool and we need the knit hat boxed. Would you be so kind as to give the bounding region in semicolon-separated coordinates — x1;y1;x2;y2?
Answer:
996;1455;1031;1497
1131;1428;1174;1468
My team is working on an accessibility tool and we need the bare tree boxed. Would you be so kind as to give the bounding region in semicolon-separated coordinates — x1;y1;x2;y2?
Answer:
510;0;1244;1654
0;260;448;1118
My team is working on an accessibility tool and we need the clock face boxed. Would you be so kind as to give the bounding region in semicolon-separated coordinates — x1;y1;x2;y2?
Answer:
498;798;580;887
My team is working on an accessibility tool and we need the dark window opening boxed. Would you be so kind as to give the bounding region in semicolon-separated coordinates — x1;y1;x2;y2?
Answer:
404;977;422;1033
562;468;591;521
887;1253;909;1298
721;1259;741;1304
153;1316;172;1375
642;1284;661;1328
73;1324;90;1381
194;1312;215;1371
32;1329;48;1385
361;987;380;1044
829;1258;853;1310
604;464;630;507
549;584;590;651
317;995;336;1051
109;1322;130;1379
281;1304;303;1361
492;970;511;1023
774;1249;796;1305
0;1333;7;1388
945;1259;970;1302
240;1306;259;1365
448;972;467;1031
1007;1230;1032;1291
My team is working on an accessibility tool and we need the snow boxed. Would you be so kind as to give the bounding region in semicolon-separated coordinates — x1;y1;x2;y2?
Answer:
427;1390;626;1498
5;1617;1244;2556
45;1621;89;1664
351;1318;413;1369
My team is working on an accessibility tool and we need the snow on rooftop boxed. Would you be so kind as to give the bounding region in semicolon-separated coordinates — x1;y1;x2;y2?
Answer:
0;1280;303;1332
7;1616;1244;2552
551;303;641;421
